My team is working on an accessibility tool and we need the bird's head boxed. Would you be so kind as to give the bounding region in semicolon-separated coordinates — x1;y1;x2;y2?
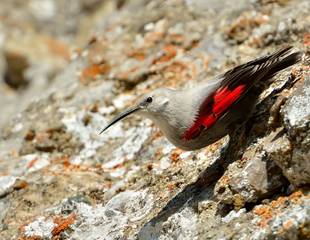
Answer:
100;88;172;134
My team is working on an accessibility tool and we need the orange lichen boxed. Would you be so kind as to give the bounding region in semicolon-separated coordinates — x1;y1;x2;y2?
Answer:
103;163;124;171
115;66;139;80
49;156;99;173
127;49;146;61
303;33;310;46
61;157;71;169
253;206;272;218
64;163;92;172
80;61;110;83
270;196;287;208
170;149;183;163
43;36;70;61
152;45;177;64
103;182;112;189
168;34;185;44
254;190;306;228
288;190;304;203
27;158;38;169
253;205;273;228
283;219;294;230
219;175;230;185
13;180;28;190
51;156;70;167
52;213;76;236
167;183;175;192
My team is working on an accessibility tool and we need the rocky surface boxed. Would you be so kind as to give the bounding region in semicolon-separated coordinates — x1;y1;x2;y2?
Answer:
0;0;309;239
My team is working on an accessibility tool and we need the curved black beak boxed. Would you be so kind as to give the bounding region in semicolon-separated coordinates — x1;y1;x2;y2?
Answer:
99;106;141;134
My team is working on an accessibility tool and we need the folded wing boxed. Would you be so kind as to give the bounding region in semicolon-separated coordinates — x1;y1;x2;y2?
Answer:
182;46;301;140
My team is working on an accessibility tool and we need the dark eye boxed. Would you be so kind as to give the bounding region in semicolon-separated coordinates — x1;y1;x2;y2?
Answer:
146;97;153;103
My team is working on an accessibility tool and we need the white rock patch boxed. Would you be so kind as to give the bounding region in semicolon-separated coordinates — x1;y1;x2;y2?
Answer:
24;217;55;239
70;190;154;240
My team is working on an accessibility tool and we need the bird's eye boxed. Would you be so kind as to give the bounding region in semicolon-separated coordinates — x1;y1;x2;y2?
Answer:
146;97;153;103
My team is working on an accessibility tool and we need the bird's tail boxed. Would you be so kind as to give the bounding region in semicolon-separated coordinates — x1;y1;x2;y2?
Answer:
264;46;302;78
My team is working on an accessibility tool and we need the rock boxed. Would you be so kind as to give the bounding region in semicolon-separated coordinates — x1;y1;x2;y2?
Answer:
0;0;309;239
251;190;310;240
225;11;269;44
199;190;310;240
138;206;199;240
23;217;56;239
214;133;288;206
0;0;123;129
279;75;310;186
0;200;9;230
70;190;154;240
0;176;16;197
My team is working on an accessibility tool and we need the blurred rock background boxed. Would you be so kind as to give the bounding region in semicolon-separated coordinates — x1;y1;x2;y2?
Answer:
0;0;309;239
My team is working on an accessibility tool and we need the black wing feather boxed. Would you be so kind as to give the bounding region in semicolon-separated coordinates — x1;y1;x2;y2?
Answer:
220;46;301;89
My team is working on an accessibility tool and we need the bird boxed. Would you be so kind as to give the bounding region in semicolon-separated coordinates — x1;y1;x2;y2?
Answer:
100;46;301;151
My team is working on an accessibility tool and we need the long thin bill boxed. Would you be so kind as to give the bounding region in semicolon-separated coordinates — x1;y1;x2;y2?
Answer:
99;106;140;134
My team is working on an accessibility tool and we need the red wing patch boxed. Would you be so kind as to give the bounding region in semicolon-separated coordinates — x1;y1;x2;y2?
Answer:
202;84;246;127
182;84;246;140
182;115;204;140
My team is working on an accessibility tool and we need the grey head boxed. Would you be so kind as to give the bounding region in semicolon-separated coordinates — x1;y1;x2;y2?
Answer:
100;88;178;134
